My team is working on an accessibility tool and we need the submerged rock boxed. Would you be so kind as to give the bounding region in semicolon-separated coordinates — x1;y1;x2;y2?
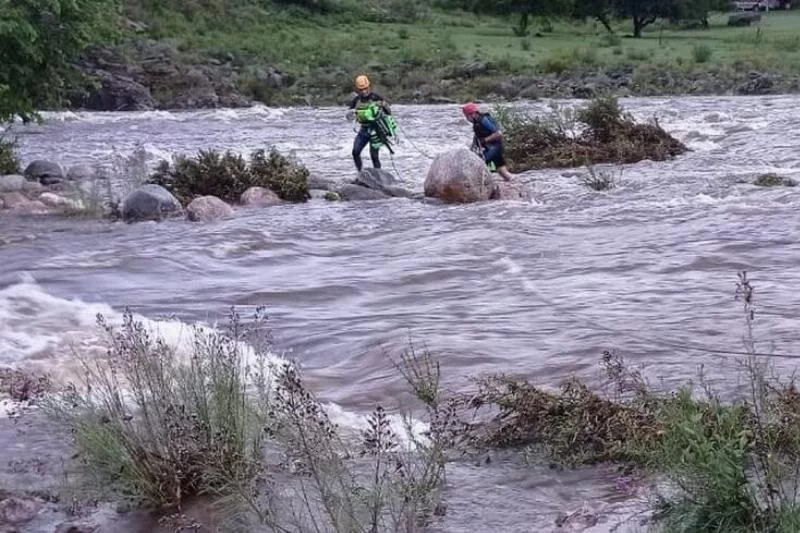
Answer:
55;519;100;533
186;195;234;221
338;184;390;201
241;186;282;207
23;160;64;186
754;173;797;187
121;184;183;222
307;174;336;191
491;181;534;202
424;148;494;203
324;191;342;202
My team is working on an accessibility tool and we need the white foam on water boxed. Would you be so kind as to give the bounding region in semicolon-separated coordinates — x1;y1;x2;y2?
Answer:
0;280;429;435
324;402;429;449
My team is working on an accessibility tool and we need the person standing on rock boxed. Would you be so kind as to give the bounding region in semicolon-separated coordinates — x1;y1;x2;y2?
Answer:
462;102;514;182
347;75;392;172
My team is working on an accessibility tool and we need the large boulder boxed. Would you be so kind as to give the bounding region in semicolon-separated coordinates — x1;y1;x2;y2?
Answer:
338;184;390;201
424;149;494;203
24;160;64;186
82;71;156;112
186;195;234;221
241;186;282;207
121;184;182;222
0;175;27;192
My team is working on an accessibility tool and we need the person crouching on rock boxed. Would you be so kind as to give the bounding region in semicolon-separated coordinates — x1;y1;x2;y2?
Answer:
462;102;515;182
347;75;392;172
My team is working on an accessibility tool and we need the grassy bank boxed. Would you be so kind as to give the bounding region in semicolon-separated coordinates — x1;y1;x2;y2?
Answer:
110;1;800;106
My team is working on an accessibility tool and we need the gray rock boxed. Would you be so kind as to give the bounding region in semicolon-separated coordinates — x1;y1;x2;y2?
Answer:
309;189;329;200
0;497;41;524
22;180;43;193
307;173;336;191
0;175;27;192
324;191;341;202
241;186;281;207
383;185;416;199
424;149;494;203
66;164;98;181
121;184;183;222
84;71;156;111
354;168;399;192
23;160;64;186
186;195;234;222
338;184;390;201
11;200;51;215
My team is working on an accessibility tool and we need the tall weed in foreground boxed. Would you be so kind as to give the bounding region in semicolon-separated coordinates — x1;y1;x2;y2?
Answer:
46;308;275;508
648;272;800;532
47;309;450;532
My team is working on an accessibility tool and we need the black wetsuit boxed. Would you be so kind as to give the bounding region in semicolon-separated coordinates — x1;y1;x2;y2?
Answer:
349;92;390;171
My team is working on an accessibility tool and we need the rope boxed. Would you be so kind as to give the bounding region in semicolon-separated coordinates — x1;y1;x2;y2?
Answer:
395;124;435;160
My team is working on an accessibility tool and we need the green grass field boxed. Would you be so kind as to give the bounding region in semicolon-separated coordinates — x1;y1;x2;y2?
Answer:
124;2;800;103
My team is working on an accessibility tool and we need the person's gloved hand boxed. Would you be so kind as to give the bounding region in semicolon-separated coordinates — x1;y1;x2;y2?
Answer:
345;110;355;121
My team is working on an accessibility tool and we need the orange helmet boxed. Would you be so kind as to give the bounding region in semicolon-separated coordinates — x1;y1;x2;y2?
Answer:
355;75;370;91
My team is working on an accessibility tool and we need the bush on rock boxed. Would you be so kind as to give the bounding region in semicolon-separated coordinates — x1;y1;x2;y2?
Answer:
149;148;309;205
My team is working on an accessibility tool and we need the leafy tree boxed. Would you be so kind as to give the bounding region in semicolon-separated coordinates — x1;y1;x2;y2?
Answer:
0;0;119;123
612;0;670;37
573;0;615;33
471;0;572;36
667;0;731;28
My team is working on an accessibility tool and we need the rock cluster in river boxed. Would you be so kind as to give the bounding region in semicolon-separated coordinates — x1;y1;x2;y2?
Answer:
0;160;114;217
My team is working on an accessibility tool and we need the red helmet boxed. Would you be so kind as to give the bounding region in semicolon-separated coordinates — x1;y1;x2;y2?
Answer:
462;102;480;115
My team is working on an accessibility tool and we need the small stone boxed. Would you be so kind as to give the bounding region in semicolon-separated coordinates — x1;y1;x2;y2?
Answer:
186;195;234;222
324;191;341;202
0;192;29;210
0;497;41;524
54;519;99;533
241;186;281;207
38;192;83;210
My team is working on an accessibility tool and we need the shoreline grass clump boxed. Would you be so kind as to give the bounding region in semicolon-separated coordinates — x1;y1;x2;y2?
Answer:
46;311;451;531
496;96;688;172
149;148;310;205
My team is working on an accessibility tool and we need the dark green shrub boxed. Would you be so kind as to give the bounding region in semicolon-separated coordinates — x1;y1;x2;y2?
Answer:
0;137;20;175
149;148;309;205
249;148;310;203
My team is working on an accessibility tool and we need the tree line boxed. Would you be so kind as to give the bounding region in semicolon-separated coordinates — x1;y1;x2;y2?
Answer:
438;0;734;37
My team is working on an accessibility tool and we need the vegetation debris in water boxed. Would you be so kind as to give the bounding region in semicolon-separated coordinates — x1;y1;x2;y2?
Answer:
497;96;688;172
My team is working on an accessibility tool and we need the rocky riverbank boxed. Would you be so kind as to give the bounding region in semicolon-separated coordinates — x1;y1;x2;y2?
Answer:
65;40;799;112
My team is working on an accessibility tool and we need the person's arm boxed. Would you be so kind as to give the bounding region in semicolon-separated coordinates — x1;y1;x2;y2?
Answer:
371;92;391;114
480;116;502;144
